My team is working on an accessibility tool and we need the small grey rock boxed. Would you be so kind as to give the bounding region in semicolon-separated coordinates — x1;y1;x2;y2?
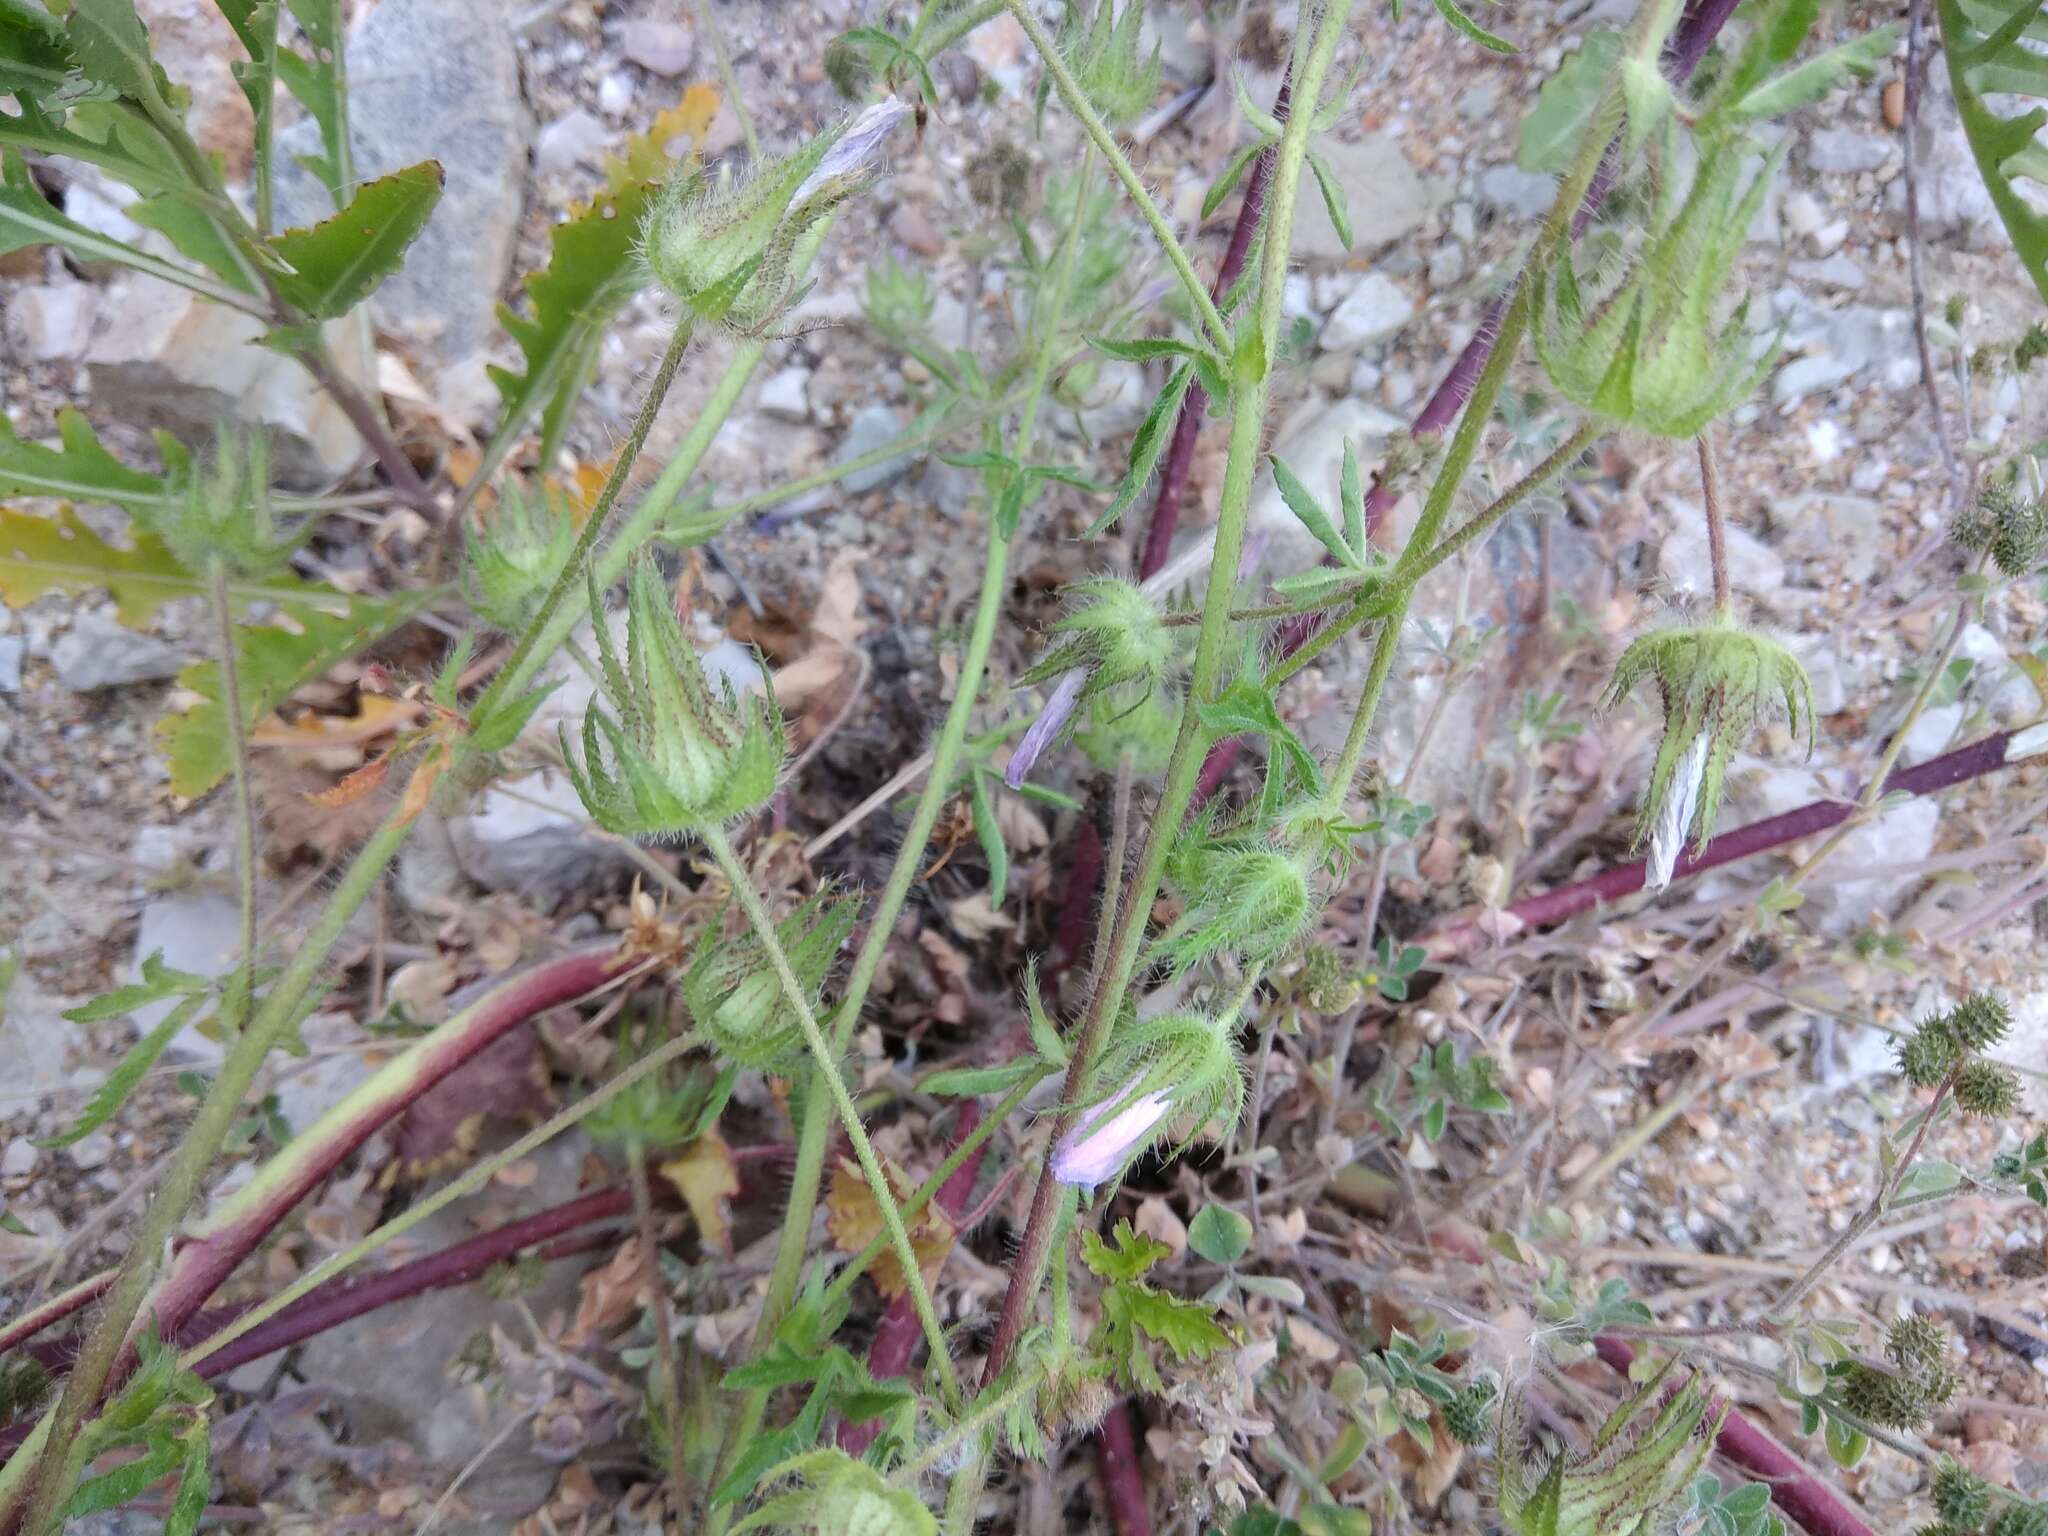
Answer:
129;889;248;1063
1788;254;1866;292
5;282;97;361
450;767;630;903
51;613;190;692
840;404;916;493
1427;242;1467;287
0;635;22;692
1660;499;1783;598
1781;189;1826;239
2;1138;38;1178
1476;164;1556;220
65;1133;114;1172
621;17;695;76
1455;81;1499;122
1806;127;1891;175
759;364;813;422
274;0;532;369
536;109;610;178
1294;136;1431;259
1318;273;1414;352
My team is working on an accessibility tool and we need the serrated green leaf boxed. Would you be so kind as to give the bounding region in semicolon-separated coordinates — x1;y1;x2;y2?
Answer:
41;993;203;1148
64;0;169;110
63;951;208;1023
0;407;189;519
1431;0;1516;54
1305;148;1354;251
0;504;357;628
1080;1218;1170;1282
63;1435;182;1519
1937;0;2048;306
969;769;1008;906
921;1059;1041;1097
0;152;239;301
127;190;261;292
1270;453;1360;569
1202;139;1263;220
158;591;426;797
1518;30;1620;175
0;0;74;102
163;1421;210;1536
1728;23;1898;122
268;161;443;318
1088;362;1193;535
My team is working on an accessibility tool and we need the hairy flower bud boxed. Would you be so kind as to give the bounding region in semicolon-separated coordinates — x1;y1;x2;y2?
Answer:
1533;131;1780;439
643;97;908;333
1606;617;1813;891
1155;827;1317;975
1051;1010;1244;1188
687;887;855;1073
1051;1;1161;129
736;1448;936;1535
465;480;575;633
159;429;295;577
1019;578;1176;707
561;559;784;839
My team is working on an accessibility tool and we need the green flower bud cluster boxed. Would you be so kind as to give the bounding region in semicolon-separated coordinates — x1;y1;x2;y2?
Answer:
1442;1379;1497;1447
686;886;855;1073
1050;1;1161;129
1934;1461;1993;1529
1952;476;2047;578
1155;816;1320;976
1833;1313;1958;1430
1606;616;1812;890
157;430;297;577
561;559;785;840
1533;130;1780;439
1895;993;2021;1116
1990;1506;2048;1536
465;480;576;633
1496;1359;1722;1536
643;98;908;334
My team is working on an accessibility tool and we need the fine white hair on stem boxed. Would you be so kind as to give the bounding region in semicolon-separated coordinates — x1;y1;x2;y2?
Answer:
1645;731;1709;893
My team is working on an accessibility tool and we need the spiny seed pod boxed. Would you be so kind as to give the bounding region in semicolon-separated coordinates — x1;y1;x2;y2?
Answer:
1990;1504;2048;1536
1019;578;1177;709
1837;1361;1936;1430
561;559;785;839
1953;477;2048;578
1051;1;1161;129
686;887;856;1073
1945;992;2013;1052
1154;830;1317;975
1496;1360;1723;1536
1888;1313;1953;1377
1443;1381;1497;1447
1607;616;1813;891
465;480;575;633
158;429;296;577
643;97;907;334
1914;1525;1967;1536
1051;1011;1244;1188
1933;1460;1991;1528
1533;132;1780;439
1897;1020;1963;1089
1955;1058;2022;1118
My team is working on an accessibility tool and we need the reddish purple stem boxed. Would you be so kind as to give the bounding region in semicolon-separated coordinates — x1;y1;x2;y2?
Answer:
1593;1335;1875;1536
1430;729;2025;958
1096;1398;1151;1535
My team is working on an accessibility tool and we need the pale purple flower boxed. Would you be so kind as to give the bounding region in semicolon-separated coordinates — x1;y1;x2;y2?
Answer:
1645;731;1710;893
793;96;909;205
1005;668;1085;790
1050;1074;1174;1188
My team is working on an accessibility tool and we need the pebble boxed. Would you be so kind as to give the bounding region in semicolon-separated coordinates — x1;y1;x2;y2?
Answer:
621;17;695;76
1806;127;1891;175
1317;273;1414;352
1660;499;1784;598
5;282;97;361
1808;218;1850;258
1427;243;1467;287
598;72;633;117
1788;254;1867;292
1294;135;1431;259
840;404;916;493
536;109;610;177
66;1133;114;1172
889;204;944;258
50;612;190;693
1782;189;1826;239
1476;164;1557;219
0;634;21;692
759;364;813;422
1;1138;36;1178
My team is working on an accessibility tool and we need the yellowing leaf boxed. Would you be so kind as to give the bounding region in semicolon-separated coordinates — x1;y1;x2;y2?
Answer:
661;1128;740;1256
605;84;720;191
253;692;418;748
306;750;392;808
824;1155;956;1300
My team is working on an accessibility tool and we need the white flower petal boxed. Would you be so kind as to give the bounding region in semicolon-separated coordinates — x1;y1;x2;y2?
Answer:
1646;732;1709;894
